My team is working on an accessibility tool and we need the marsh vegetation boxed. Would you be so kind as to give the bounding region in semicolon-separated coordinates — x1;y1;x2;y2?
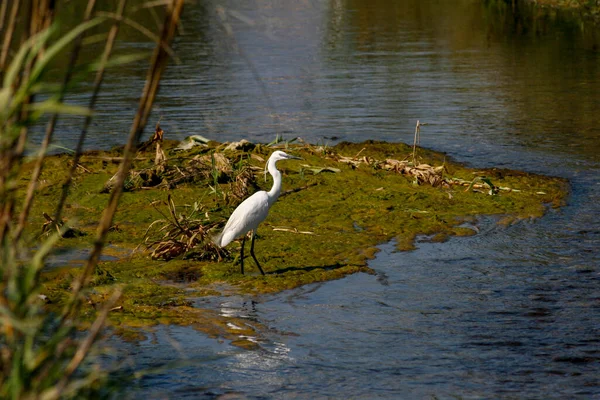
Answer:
0;0;183;397
0;0;587;397
28;130;568;347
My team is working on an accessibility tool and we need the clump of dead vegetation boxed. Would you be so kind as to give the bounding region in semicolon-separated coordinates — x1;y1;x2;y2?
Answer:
328;121;447;187
103;124;261;204
141;195;229;261
334;152;515;194
327;121;517;194
123;121;522;264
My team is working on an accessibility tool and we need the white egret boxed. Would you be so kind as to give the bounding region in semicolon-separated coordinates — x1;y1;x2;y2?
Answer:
215;150;302;275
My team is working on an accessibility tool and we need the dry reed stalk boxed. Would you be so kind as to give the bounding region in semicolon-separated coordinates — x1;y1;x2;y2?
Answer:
0;0;19;71
135;0;184;142
13;0;92;242
0;0;8;30
68;0;184;311
53;0;121;223
0;0;35;244
412;120;421;165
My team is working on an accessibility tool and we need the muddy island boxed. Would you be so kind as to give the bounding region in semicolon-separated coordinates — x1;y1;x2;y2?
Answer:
26;133;568;346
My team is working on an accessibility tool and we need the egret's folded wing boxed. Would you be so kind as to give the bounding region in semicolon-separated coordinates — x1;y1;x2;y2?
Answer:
217;191;270;247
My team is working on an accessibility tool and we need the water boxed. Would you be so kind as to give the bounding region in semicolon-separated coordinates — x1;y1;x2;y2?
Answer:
49;0;600;160
120;212;600;398
52;0;599;397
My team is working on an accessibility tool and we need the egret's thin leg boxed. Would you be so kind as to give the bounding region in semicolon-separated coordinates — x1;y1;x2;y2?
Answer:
240;235;246;275
250;231;265;275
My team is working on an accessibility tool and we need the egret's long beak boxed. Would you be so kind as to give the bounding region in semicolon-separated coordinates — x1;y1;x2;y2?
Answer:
288;155;303;160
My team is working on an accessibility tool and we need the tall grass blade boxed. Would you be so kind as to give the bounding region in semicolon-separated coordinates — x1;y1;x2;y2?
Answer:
3;28;52;90
0;0;20;72
68;0;184;314
28;17;105;90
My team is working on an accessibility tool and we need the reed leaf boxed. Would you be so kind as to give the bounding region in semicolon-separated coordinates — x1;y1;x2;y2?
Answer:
88;52;149;70
3;28;53;89
1;1;185;397
27;18;106;89
25;100;94;116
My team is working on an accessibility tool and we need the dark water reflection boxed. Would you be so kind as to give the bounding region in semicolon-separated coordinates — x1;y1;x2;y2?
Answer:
47;0;600;166
58;0;600;397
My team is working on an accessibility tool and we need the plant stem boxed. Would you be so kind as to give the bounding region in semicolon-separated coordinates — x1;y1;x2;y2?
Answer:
67;0;184;313
54;0;122;224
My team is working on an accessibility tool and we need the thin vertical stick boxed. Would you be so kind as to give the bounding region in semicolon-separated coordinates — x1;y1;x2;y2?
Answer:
135;0;185;143
0;0;20;72
13;0;93;242
54;0;124;223
412;120;420;166
0;0;8;31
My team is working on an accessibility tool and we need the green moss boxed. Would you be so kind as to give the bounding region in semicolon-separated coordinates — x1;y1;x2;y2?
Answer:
26;140;568;343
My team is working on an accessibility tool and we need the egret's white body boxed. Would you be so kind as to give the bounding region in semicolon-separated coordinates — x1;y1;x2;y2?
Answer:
217;191;271;247
215;150;301;274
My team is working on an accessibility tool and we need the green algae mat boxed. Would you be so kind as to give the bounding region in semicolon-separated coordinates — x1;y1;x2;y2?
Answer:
25;139;568;346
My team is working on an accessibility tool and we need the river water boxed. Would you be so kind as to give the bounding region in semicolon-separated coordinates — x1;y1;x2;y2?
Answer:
59;0;600;398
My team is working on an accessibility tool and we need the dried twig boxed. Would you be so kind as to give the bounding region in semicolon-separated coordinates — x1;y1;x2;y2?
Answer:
143;195;228;261
272;227;316;235
15;0;94;242
0;0;19;71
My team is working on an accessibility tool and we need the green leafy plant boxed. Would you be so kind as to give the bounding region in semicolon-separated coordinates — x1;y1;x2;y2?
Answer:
208;152;222;198
0;19;121;399
0;0;185;397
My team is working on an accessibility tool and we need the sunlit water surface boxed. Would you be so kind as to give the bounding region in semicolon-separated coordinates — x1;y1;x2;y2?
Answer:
48;0;600;397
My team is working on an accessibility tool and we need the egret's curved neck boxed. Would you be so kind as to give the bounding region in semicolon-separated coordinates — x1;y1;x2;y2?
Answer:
266;158;282;205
